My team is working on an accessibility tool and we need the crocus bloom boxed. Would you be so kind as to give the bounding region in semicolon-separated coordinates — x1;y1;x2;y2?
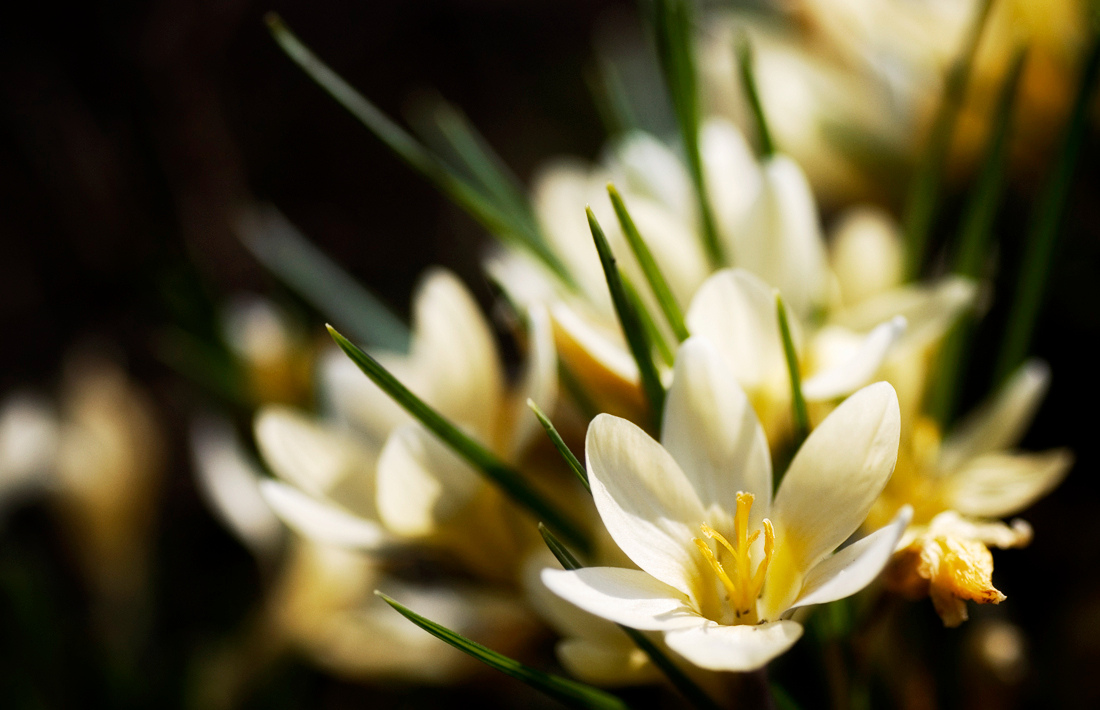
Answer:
543;338;909;671
869;360;1072;626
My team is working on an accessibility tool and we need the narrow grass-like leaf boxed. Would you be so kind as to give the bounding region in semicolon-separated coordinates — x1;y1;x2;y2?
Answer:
376;592;626;710
588;207;666;428
235;204;410;351
902;0;995;279
538;526;724;710
994;34;1100;386
528;400;589;491
776;292;808;474
328;326;590;552
736;34;776;157
622;276;674;368
411;97;537;234
586;56;639;137
265;14;574;286
608;183;690;341
928;48;1027;426
651;0;724;267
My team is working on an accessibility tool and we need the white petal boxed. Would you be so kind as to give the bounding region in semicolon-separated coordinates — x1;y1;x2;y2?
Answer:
482;249;561;312
410;269;504;439
730;155;829;318
828;206;903;305
505;304;558;459
663;620;803;672
802;316;906;401
586;414;706;596
685;269;790;389
540;567;701;631
190;418;283;555
612;131;695;224
375;424;482;537
701;119;762;242
551;302;638;384
661;338;772;527
620;196;709;306
532;160;614;303
831;276;976;350
922;511;1033;549
788;506;911;611
772;382;900;570
939;360;1051;472
254;406;378;503
944;450;1072;519
260;480;388;550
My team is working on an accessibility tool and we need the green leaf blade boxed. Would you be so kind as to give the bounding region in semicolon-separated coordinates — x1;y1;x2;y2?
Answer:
587;208;666;429
651;0;724;267
993;33;1100;386
527;400;589;491
608;184;690;342
376;592;627;710
901;0;995;279
736;35;776;158
327;326;590;552
776;291;809;484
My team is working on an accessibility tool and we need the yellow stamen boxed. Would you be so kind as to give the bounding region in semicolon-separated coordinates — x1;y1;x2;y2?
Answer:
693;492;774;623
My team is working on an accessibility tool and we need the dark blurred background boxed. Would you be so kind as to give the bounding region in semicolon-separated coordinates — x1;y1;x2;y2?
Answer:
2;1;1099;708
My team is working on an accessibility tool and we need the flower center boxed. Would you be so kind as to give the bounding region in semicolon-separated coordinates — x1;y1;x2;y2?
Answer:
693;492;774;625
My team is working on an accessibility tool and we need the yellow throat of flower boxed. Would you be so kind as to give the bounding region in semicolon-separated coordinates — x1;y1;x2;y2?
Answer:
693;492;774;625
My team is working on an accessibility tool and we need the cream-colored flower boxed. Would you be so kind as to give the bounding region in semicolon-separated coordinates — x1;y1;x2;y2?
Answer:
255;267;557;579
869;360;1072;625
542;338;909;671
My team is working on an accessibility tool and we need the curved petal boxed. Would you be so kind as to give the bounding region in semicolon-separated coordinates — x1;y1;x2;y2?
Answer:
832;276;976;350
375;424;482;537
541;567;701;631
586;414;706;596
191;418;283;555
685;269;791;389
260;480;389;550
661;337;773;526
663;620;803;672
944;450;1072;519
788;506;911;611
701;119;762;243
828;206;903;306
612;130;695;224
730;155;829;318
532;160;613;303
254;406;378;503
802;316;907;401
410;269;504;439
939;360;1051;472
772;382;900;571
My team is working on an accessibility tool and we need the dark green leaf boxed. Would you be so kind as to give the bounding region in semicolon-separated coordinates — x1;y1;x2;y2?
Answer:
901;0;995;278
994;33;1100;385
776;291;808;486
927;48;1026;426
235;204;410;351
376;592;627;710
608;184;690;342
588;207;666;429
265;14;574;286
651;0;724;267
527;400;589;491
736;34;776;157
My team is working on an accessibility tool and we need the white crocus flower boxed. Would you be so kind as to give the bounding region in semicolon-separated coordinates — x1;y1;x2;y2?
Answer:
543;338;909;671
870;360;1072;626
255;268;556;578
